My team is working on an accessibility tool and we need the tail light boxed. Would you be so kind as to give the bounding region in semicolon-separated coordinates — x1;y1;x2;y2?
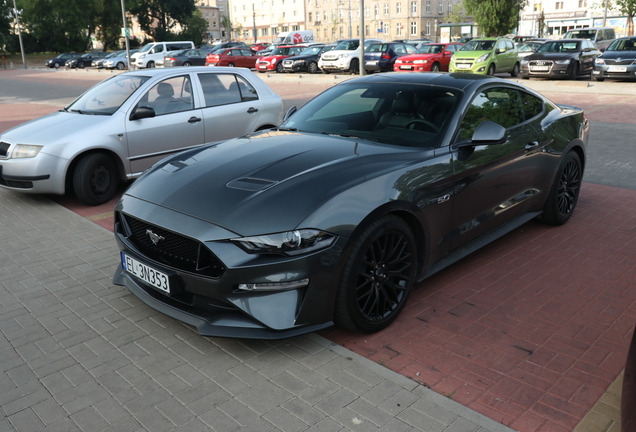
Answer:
381;53;391;60
166;57;177;62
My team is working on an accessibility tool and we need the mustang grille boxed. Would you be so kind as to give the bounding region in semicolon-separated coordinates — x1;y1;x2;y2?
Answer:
0;142;9;157
120;213;225;278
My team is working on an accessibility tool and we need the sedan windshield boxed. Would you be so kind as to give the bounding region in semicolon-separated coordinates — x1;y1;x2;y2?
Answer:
461;40;495;51
416;44;444;54
538;41;580;53
66;74;150;115
300;46;324;55
606;38;636;51
280;82;460;148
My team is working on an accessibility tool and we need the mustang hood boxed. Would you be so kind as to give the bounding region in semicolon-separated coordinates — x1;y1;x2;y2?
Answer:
2;111;110;149
124;131;421;235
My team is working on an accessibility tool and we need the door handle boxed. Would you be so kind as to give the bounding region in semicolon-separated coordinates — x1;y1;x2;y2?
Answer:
525;141;539;151
188;117;202;123
247;107;259;114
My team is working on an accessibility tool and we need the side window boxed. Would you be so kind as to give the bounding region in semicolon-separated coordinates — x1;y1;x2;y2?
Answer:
142;75;194;116
519;90;544;120
197;73;258;107
507;40;514;50
459;87;524;140
153;45;164;53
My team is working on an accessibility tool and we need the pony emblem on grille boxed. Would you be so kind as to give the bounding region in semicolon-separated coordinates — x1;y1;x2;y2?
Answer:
146;229;165;245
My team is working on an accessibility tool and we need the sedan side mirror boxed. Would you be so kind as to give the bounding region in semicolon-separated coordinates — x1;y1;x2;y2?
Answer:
130;106;156;120
472;120;506;144
444;51;451;56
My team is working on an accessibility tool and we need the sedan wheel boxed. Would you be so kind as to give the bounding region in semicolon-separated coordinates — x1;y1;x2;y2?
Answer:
276;62;284;73
227;62;235;67
116;62;125;70
510;62;520;77
335;215;417;333
431;63;441;72
568;62;579;79
308;61;319;74
78;62;85;69
349;59;360;75
183;61;191;67
541;151;582;225
487;64;496;76
73;153;119;206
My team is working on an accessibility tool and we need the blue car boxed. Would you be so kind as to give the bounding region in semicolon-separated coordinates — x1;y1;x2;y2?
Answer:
364;42;416;73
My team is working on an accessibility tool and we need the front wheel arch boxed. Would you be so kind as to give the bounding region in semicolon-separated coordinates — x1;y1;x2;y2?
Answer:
65;149;126;196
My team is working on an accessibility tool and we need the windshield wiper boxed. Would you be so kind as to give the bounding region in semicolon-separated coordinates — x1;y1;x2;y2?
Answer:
69;109;85;114
278;126;298;131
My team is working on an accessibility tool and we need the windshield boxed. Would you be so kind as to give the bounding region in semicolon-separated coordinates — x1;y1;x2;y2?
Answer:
270;47;292;55
606;38;636;51
416;44;444;54
335;40;360;50
564;29;595;39
280;82;460;148
461;40;496;51
139;43;155;53
300;46;324;55
537;41;580;53
66;74;150;115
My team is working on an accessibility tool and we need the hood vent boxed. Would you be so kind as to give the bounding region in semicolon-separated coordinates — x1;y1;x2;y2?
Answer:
226;177;276;191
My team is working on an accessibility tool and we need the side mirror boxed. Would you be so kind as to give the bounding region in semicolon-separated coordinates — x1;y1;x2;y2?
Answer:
497;48;506;54
472;120;506;144
444;51;451;56
130;106;155;120
283;106;297;122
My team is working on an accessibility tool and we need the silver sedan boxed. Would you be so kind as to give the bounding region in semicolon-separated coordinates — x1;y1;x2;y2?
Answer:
0;67;283;205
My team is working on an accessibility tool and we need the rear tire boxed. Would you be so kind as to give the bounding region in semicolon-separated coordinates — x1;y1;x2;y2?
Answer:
116;62;125;70
276;62;284;73
541;151;582;226
510;62;520;77
334;215;417;333
183;61;192;67
227;62;235;67
77;61;85;69
73;153;119;206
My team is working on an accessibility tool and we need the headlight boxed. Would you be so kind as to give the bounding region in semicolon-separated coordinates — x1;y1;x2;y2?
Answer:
395;59;403;64
555;59;571;65
520;58;529;64
413;60;427;64
138;54;146;59
231;229;336;256
294;60;306;65
12;144;43;159
477;53;490;63
595;58;605;64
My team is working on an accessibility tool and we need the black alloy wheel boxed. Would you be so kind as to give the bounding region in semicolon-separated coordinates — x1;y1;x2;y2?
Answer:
541;151;582;225
308;61;319;74
335;215;417;333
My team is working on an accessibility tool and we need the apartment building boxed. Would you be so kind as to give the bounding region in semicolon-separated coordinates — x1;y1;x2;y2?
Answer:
197;0;231;42
228;0;466;44
519;0;628;38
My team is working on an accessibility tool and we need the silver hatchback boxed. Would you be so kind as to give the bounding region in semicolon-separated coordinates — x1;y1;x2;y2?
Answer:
0;67;283;205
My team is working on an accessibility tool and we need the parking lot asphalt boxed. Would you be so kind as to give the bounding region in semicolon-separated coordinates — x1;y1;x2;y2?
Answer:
1;68;635;432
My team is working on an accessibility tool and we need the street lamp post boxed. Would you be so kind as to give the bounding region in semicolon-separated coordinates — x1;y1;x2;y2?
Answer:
12;0;27;69
120;0;132;70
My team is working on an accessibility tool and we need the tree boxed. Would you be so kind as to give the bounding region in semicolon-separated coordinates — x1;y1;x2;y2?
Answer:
130;0;197;40
463;0;528;37
220;15;232;41
0;0;12;52
592;0;636;36
179;9;207;45
95;0;126;51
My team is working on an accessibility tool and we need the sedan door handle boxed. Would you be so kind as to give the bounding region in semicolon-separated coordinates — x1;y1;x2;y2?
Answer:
188;116;202;123
247;107;259;114
525;141;539;151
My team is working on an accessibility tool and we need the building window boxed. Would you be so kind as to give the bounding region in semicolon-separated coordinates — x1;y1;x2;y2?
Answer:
384;3;389;14
555;1;564;9
410;21;417;35
366;24;370;35
448;3;452;13
309;11;313;21
426;21;430;35
374;5;379;17
365;5;370;16
412;1;418;13
425;1;430;13
384;22;390;34
438;2;443;13
293;25;299;30
578;0;587;6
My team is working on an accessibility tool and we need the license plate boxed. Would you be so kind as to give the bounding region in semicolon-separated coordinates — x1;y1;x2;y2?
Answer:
122;253;170;294
456;63;471;69
608;66;627;72
366;61;378;66
400;65;413;70
531;66;549;71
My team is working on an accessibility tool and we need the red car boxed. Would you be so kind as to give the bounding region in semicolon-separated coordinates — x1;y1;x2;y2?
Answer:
393;42;464;72
205;47;259;68
251;43;270;52
256;45;308;73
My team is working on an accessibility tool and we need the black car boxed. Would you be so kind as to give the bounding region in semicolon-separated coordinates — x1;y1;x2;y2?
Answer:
162;49;210;67
113;72;588;339
364;42;416;73
592;36;636;81
520;39;600;79
66;52;109;69
282;44;334;73
45;53;82;68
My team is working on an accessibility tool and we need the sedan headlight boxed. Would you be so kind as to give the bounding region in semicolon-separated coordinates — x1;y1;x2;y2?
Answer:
413;60;427;64
476;53;490;63
555;59;571;65
595;58;605;64
231;229;336;256
520;58;529;65
12;144;43;159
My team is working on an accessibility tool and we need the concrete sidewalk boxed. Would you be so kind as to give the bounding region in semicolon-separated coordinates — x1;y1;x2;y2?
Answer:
0;187;515;431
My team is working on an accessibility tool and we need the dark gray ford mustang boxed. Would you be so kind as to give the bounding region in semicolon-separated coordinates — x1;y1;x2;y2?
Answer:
113;73;588;339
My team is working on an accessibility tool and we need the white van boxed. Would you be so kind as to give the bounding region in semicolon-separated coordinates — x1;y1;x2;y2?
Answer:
132;41;195;68
563;27;616;50
272;31;315;46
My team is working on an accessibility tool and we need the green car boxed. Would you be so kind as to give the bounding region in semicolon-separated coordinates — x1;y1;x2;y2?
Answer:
449;37;520;76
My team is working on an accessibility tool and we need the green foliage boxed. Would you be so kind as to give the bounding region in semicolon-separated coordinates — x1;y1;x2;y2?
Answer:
129;0;197;40
464;0;528;36
0;0;12;52
179;9;208;46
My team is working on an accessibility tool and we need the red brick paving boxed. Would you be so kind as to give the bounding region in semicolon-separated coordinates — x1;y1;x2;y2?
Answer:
2;75;636;431
319;182;636;431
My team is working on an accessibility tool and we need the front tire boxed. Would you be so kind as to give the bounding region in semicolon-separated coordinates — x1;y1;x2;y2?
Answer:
541;151;582;225
431;63;441;72
349;58;359;74
77;61;85;69
227;62;235;67
73;153;119;206
276;62;284;73
183;61;192;67
487;63;496;76
116;62;125;70
147;61;155;68
308;61;319;74
334;215;418;333
510;62;520;77
568;62;579;79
